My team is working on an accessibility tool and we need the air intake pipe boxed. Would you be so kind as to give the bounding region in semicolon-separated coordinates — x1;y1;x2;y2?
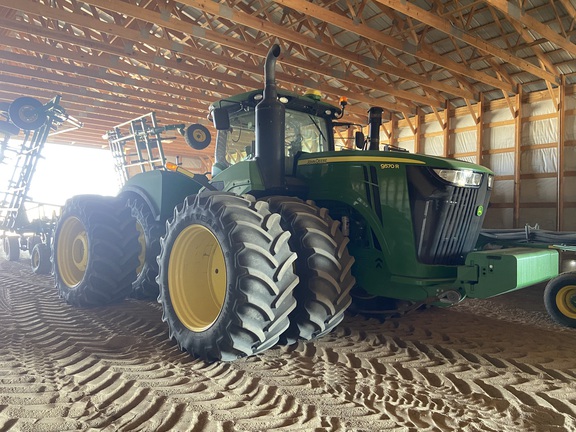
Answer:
255;44;285;191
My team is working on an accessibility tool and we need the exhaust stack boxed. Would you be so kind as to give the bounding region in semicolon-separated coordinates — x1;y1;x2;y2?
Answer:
255;44;285;191
368;107;383;151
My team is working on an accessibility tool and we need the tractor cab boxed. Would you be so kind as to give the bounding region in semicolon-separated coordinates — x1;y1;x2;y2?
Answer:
208;89;341;180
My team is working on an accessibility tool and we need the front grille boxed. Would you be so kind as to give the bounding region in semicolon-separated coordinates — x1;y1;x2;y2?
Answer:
407;166;490;265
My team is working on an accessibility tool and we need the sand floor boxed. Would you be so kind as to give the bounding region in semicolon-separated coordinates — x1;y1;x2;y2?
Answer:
1;253;575;431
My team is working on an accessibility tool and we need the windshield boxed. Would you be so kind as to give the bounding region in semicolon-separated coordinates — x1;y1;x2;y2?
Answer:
219;109;330;165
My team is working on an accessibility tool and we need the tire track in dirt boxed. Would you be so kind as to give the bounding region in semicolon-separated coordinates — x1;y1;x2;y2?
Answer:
1;256;576;431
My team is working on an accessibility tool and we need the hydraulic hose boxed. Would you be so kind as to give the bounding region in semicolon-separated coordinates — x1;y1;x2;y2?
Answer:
480;226;576;245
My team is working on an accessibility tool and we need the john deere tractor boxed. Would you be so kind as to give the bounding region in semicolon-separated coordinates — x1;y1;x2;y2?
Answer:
53;45;559;362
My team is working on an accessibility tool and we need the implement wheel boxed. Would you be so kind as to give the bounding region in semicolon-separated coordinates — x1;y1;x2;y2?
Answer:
544;273;576;328
266;197;355;343
125;195;164;299
157;192;298;361
31;243;51;275
3;236;20;261
53;195;140;307
9;97;46;131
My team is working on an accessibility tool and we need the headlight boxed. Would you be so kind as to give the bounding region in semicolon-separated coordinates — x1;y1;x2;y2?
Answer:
433;169;483;187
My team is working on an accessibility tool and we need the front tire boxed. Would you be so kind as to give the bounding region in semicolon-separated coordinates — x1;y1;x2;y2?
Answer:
53;195;140;307
544;272;576;328
266;197;355;343
157;192;298;361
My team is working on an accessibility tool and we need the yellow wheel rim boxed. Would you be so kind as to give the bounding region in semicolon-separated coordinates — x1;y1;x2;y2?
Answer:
556;285;576;319
136;221;146;275
57;216;89;288
193;129;207;142
168;224;227;332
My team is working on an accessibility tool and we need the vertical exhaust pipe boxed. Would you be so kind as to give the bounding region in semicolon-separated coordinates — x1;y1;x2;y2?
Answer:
255;44;285;190
368;107;383;151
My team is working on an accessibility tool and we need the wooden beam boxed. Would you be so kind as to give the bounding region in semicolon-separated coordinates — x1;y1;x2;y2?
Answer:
0;71;207;119
502;89;517;118
485;0;576;57
86;0;427;106
0;0;418;112
414;109;423;154
476;93;484;166
464;97;478;125
443;101;450;158
0;60;211;111
558;76;566;230
557;0;576;20
0;19;253;91
431;106;446;131
373;0;560;85
545;80;559;109
513;86;523;228
273;0;516;94
402;111;416;135
178;0;472;101
381;122;392;141
0;21;401;118
390;116;398;148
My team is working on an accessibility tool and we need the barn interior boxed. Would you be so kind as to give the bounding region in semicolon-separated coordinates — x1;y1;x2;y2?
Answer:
1;1;576;430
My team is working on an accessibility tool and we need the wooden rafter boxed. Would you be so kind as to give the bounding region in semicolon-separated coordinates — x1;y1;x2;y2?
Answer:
0;0;573;162
373;0;559;85
485;0;576;57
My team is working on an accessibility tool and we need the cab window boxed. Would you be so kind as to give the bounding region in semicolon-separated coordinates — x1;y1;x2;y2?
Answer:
220;109;330;165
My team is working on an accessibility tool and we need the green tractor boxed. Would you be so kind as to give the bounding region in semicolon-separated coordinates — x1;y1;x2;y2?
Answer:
52;45;559;362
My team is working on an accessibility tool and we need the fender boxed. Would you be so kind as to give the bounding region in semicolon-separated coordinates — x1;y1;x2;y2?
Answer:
119;170;204;222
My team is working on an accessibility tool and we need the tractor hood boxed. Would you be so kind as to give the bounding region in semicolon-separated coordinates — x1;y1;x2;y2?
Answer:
296;150;495;175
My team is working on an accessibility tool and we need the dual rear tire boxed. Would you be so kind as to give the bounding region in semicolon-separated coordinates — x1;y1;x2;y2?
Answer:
52;192;355;361
53;195;140;307
157;193;299;361
125;195;164;299
157;194;354;361
265;197;355;343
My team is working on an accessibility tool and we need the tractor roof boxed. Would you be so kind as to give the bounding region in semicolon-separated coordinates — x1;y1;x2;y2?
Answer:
209;89;342;120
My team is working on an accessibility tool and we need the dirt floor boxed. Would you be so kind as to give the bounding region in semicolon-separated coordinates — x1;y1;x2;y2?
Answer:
1;251;576;432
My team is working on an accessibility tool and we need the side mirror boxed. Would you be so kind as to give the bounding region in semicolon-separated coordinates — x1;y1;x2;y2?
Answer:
354;131;365;149
184;124;211;150
211;107;230;131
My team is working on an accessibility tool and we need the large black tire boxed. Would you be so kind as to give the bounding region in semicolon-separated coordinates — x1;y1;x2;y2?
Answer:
266;197;355;343
31;243;51;275
3;236;20;261
544;272;576;328
53;195;140;307
125;195;164;299
157;192;298;362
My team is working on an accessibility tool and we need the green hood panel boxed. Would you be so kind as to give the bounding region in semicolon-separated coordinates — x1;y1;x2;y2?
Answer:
297;150;494;174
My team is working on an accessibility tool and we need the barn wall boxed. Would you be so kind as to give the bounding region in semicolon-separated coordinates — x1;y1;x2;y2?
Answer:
380;86;576;231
